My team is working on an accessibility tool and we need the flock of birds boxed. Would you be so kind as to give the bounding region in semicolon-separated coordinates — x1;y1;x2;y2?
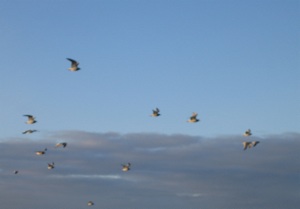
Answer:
13;58;260;207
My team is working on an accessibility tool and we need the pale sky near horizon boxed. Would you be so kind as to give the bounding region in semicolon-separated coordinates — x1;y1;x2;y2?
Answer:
0;0;299;209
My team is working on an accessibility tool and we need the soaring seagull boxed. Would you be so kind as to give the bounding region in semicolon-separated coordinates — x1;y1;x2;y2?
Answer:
23;115;37;124
87;201;94;206
252;141;260;147
55;142;67;148
36;148;47;155
150;108;160;117
187;112;199;123
243;129;252;137
243;141;252;150
22;130;37;134
121;163;131;172
243;141;260;150
47;162;55;170
66;58;80;71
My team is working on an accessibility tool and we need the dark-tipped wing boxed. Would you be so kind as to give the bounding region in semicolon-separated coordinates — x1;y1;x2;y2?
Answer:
66;58;79;67
23;114;33;119
190;112;198;120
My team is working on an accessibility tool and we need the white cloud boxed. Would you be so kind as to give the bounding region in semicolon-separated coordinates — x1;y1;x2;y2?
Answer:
49;174;121;180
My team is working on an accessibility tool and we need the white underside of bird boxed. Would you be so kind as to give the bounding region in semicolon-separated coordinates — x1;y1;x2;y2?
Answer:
48;162;55;169
87;201;94;206
122;163;131;171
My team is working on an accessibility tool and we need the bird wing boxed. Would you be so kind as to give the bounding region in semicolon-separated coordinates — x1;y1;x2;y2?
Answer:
24;115;33;119
67;58;79;67
243;142;249;150
191;112;198;119
252;141;259;147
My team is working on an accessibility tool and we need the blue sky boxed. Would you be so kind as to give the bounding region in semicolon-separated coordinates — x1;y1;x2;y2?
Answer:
0;0;299;137
0;0;299;208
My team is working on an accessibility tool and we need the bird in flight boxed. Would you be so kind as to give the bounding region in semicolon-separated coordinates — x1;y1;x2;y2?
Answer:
87;201;94;206
243;129;252;136
47;162;55;170
150;108;160;117
122;163;131;172
67;58;80;71
14;170;19;174
243;141;260;150
187;112;199;123
23;115;37;124
55;142;67;148
22;129;37;134
36;148;47;155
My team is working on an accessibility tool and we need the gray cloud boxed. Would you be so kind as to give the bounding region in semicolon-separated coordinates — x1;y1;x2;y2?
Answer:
0;131;299;209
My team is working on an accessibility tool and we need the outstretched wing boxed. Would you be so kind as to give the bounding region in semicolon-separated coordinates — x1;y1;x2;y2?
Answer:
66;58;79;67
190;112;198;120
23;114;33;119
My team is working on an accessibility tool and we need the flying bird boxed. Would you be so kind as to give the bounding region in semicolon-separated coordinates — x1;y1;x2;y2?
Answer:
14;170;19;174
36;148;47;155
55;142;67;148
243;141;260;150
22;129;37;134
23;115;37;124
150;108;160;117
243;129;252;136
187;112;199;123
67;58;80;71
252;141;260;147
122;163;131;172
87;201;94;206
243;141;252;150
47;162;55;170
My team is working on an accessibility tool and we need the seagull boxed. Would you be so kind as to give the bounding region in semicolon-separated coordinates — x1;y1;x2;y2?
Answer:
47;162;55;170
67;58;80;71
187;112;199;123
23;115;37;124
252;141;260;147
243;141;260;150
55;142;67;148
22;129;37;134
243;129;252;136
243;141;252;150
14;170;19;174
122;163;131;172
87;201;94;206
36;148;47;155
150;108;160;117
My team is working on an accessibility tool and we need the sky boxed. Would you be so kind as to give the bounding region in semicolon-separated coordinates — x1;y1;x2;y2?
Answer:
0;0;299;208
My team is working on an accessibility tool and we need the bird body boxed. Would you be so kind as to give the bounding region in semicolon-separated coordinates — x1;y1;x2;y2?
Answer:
151;108;160;117
36;148;47;155
87;201;94;206
122;163;131;171
22;129;37;134
243;141;252;150
55;142;67;148
187;112;199;123
243;129;252;136
23;115;37;124
47;162;55;170
252;141;260;147
67;58;80;71
243;141;260;150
